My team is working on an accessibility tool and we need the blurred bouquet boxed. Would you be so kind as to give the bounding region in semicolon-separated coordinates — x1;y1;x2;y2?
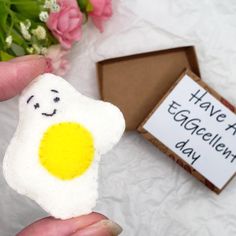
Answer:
0;0;112;75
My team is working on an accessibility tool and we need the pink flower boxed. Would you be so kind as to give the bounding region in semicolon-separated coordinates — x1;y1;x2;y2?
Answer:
46;45;70;76
89;0;112;32
46;0;83;49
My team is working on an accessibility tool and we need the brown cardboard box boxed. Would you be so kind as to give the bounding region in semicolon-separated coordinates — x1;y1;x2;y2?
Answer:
138;70;236;194
97;46;200;130
97;47;236;193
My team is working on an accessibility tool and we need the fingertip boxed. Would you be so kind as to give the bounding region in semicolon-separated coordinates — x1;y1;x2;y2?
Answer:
71;219;123;236
45;57;53;73
0;56;52;101
17;213;108;236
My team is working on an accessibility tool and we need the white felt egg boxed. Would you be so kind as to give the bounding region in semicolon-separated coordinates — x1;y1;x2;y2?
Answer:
3;73;125;219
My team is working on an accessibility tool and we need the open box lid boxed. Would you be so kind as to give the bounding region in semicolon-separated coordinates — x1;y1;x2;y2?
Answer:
97;46;201;130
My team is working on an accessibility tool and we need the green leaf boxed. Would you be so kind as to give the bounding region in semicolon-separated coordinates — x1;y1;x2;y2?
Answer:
11;43;25;56
10;28;25;45
0;2;8;30
0;50;14;61
77;0;87;12
86;1;93;12
77;0;93;13
13;2;41;20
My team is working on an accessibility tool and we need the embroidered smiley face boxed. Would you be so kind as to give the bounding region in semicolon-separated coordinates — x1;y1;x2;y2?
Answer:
3;73;125;219
26;89;60;117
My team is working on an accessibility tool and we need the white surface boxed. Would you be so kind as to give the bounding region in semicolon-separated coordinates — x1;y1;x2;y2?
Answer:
3;73;125;220
144;75;236;189
1;0;236;235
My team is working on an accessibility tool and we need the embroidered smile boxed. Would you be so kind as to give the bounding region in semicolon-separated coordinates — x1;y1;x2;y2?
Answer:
42;109;57;117
26;89;60;118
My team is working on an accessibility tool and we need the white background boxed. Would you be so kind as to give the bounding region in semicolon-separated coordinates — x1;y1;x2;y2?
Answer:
1;0;236;235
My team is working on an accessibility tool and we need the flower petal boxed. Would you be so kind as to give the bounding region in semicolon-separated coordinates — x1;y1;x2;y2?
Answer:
68;18;81;31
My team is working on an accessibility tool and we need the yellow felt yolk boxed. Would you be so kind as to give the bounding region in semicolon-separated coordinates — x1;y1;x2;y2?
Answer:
39;122;95;180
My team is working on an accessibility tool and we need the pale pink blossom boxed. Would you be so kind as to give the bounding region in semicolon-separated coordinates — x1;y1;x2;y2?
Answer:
89;0;112;32
46;45;70;76
47;0;83;49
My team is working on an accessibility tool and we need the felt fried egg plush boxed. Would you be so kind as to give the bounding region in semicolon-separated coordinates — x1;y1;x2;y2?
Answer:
3;73;125;219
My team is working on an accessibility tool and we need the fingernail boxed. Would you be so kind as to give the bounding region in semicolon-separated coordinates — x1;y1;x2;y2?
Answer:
44;57;53;73
72;219;123;236
99;220;123;236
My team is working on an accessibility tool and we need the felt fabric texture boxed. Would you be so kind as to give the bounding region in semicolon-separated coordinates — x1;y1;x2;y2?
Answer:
3;73;125;220
1;0;236;235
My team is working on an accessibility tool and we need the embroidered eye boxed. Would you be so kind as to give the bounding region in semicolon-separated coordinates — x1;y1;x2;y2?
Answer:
54;97;60;103
34;103;40;109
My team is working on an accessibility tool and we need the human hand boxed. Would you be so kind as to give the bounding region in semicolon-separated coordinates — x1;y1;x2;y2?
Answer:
0;55;51;101
17;212;122;236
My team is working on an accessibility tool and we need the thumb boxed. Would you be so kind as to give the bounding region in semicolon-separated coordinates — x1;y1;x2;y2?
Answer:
17;213;122;236
0;55;52;101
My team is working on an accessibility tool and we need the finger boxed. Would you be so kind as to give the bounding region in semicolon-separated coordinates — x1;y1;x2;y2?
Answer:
9;55;45;63
0;57;51;101
71;219;123;236
17;212;107;236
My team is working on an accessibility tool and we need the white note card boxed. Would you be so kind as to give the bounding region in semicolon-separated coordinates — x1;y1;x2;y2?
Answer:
144;75;236;189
